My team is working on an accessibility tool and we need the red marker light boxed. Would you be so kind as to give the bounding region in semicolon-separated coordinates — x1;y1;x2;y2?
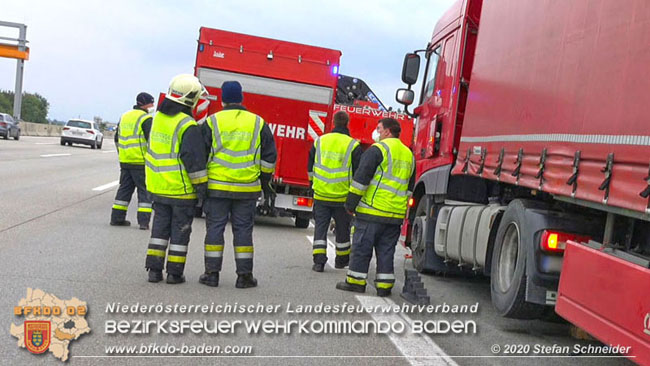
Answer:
540;230;591;253
408;197;415;207
294;197;313;207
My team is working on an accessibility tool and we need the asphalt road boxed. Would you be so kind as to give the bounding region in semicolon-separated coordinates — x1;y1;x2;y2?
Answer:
0;136;636;366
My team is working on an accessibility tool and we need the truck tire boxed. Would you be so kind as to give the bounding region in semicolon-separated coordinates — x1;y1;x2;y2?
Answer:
490;199;545;319
411;199;430;272
411;197;466;275
295;217;310;228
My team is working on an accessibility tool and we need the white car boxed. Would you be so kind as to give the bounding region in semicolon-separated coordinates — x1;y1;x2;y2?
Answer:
60;119;103;149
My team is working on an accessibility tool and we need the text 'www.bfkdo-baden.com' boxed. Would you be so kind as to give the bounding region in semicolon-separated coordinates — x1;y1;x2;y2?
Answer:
104;343;253;356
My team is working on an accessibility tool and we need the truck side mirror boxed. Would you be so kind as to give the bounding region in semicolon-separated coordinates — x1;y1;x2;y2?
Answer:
401;53;421;85
396;88;415;106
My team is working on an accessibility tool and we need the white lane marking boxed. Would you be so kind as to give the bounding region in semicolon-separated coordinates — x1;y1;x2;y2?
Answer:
40;153;71;157
102;150;116;154
35;142;57;145
356;295;459;366
309;221;315;228
92;180;119;191
305;235;338;270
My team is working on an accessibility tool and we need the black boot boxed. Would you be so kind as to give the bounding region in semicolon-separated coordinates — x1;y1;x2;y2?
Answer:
312;263;325;272
139;223;149;230
376;288;392;297
334;256;349;269
148;269;163;283
336;281;366;293
110;220;131;227
235;274;258;288
166;273;185;284
199;272;219;287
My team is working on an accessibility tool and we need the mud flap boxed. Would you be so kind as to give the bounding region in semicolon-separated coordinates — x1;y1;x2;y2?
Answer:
525;276;557;305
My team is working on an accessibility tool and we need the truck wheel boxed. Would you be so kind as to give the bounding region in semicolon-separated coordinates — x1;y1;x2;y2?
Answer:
295;217;310;228
411;199;429;272
490;200;544;319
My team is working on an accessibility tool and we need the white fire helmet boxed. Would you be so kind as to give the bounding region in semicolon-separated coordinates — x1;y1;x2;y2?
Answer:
166;74;207;108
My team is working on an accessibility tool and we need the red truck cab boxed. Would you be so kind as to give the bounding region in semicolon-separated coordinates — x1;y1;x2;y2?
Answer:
397;0;481;249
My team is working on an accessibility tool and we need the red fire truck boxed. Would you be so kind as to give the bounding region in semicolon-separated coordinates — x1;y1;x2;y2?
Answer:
193;28;413;227
395;0;650;363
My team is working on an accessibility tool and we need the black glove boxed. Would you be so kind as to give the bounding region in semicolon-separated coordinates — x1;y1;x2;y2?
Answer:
260;174;276;200
345;194;361;215
195;183;207;201
262;181;276;200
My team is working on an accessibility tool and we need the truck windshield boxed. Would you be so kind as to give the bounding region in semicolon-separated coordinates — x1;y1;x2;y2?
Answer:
336;74;387;111
422;46;441;102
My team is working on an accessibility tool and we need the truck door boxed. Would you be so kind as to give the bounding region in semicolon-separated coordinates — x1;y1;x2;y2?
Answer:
413;33;457;162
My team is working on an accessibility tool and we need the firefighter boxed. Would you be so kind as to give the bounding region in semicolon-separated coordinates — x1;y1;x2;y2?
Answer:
110;92;154;229
336;118;415;297
144;74;208;284
307;111;362;272
199;81;277;288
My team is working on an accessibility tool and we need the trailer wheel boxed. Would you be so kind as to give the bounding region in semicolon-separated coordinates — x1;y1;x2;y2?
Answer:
490;200;544;319
295;217;310;228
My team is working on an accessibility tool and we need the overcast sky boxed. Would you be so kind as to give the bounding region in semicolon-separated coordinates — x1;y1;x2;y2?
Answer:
0;0;455;122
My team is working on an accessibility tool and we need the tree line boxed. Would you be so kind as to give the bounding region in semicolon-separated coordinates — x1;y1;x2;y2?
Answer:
0;90;49;123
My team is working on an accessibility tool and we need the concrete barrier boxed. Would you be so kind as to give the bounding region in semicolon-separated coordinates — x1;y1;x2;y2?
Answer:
19;121;114;139
20;121;62;137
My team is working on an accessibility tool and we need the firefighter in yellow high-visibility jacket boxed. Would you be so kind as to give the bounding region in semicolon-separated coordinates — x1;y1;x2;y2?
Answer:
199;81;277;289
144;74;208;284
336;118;415;297
307;111;362;272
110;92;154;229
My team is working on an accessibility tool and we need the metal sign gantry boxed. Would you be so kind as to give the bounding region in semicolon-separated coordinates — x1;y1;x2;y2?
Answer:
0;21;28;121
